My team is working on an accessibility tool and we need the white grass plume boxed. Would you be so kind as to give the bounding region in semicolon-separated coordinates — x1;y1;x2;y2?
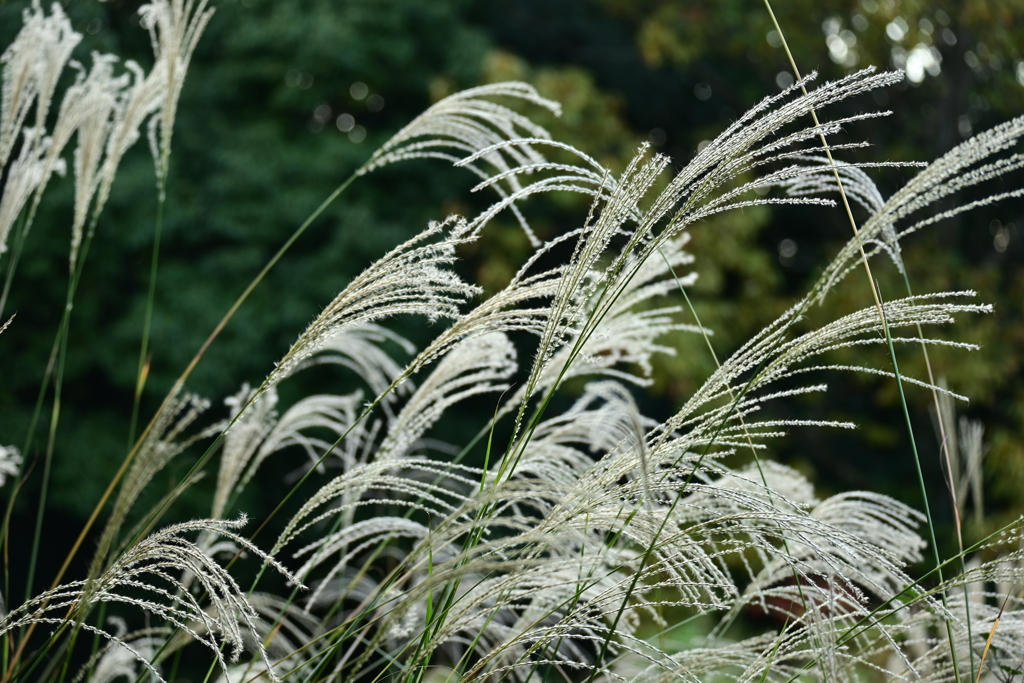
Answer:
0;0;79;170
0;127;58;258
376;332;517;461
139;0;214;196
359;82;572;246
528;232;701;403
1;517;299;683
780;154;914;274
95;59;165;217
266;215;481;390
394;226;575;379
522;147;670;405
935;380;988;527
47;53;130;270
72;625;171;683
494;70;906;451
814;115;1024;303
92;391;215;577
0;443;21;488
212;384;364;519
0;1;80;259
296;323;417;418
653;291;990;452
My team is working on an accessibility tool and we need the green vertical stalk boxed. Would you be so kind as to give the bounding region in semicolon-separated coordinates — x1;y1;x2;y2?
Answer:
878;281;965;678
761;3;962;679
0;213;30;321
127;195;166;450
46;171;358;597
21;228;96;604
900;268;976;677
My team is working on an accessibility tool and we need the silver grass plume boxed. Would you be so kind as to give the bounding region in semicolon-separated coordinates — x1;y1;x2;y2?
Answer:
734;490;926;619
271;231;567;460
396;226;577;380
935;379;988;527
533;72;902;370
522;69;896;296
397;274;983;675
273;332;516;605
0;0;190;267
73;624;171;683
213;664;276;682
267;324;968;681
0;0;79;170
359;82;581;246
139;0;214;196
44;53;130;271
296;323;417;418
641;69;902;237
651;291;990;452
0;127;59;258
361;82;557;172
528;71;903;363
488;382;658;507
212;384;364;520
265;215;481;390
95;59;165;218
179;592;323;683
813;114;1024;303
242;592;323;665
866;526;1024;682
517;232;702;412
92;391;214;576
0;443;21;488
376;332;517;461
272;455;481;562
502;68;902;444
212;385;277;521
271;456;479;612
0;518;300;683
468;146;670;452
0;1;81;258
779;154;913;274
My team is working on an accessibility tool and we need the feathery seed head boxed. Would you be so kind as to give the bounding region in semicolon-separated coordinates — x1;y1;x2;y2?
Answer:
0;444;22;488
266;215;481;390
138;0;214;193
0;0;80;168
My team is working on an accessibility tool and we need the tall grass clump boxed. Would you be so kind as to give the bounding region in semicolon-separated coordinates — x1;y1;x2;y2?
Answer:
1;3;1023;682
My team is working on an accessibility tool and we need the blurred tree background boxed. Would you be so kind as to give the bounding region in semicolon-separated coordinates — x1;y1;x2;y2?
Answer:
1;0;1023;592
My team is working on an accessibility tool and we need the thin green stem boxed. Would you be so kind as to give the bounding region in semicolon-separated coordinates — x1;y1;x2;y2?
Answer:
876;280;962;677
127;194;166;450
4;169;362;683
0;212;30;321
22;224;96;604
762;3;961;679
900;267;977;678
781;516;1022;683
47;171;359;597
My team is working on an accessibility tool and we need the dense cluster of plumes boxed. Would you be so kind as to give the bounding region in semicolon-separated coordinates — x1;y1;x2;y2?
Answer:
0;0;211;276
2;4;1024;682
